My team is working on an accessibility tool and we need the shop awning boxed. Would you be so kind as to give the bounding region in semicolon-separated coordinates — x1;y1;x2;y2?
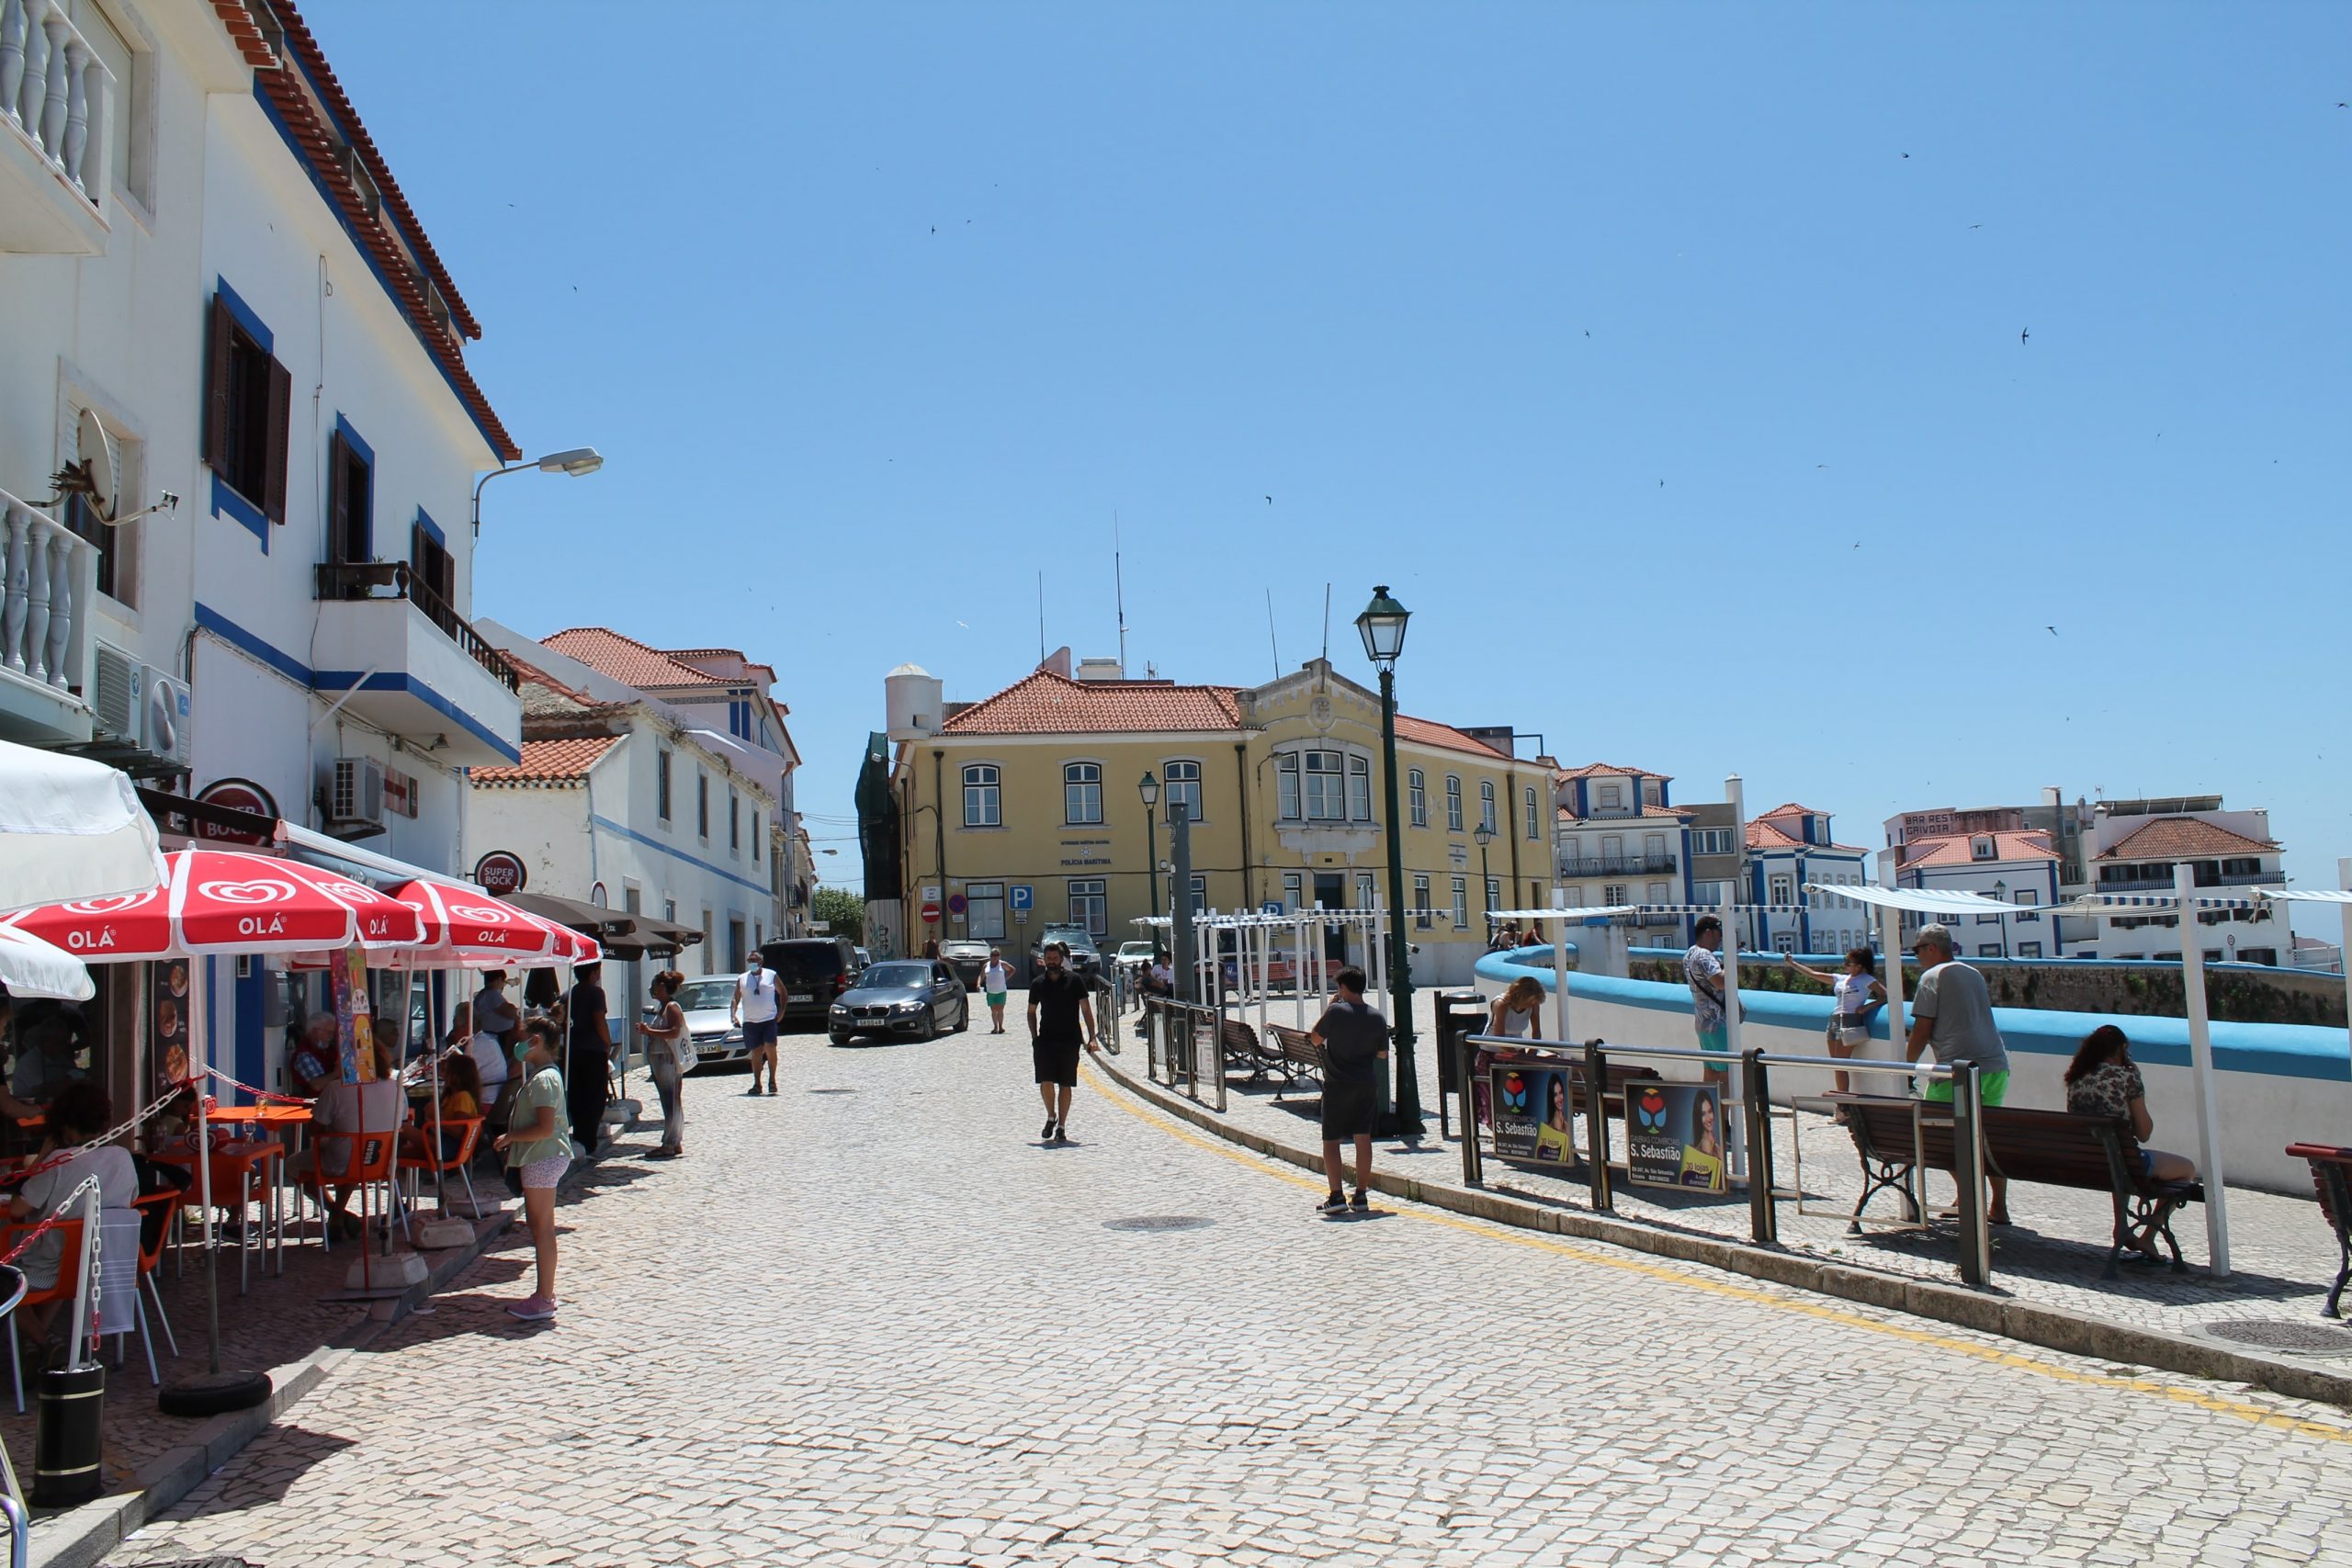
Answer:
1806;884;2018;917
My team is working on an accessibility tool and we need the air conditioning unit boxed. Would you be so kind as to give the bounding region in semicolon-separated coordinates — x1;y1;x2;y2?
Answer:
144;670;192;770
92;643;143;744
329;756;386;830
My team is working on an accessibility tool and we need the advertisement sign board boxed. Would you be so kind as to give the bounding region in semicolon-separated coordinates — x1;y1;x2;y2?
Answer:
1623;1081;1726;1192
1488;1064;1577;1166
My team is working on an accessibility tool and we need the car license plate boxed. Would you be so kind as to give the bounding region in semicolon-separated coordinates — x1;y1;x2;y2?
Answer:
789;992;814;1003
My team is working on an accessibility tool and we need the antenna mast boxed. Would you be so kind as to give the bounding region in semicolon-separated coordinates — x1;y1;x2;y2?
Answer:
1114;511;1127;675
1037;571;1046;664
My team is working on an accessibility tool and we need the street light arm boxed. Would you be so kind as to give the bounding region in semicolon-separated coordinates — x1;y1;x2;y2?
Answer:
470;461;534;538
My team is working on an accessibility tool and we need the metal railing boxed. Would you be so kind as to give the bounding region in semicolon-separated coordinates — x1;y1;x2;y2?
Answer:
1556;853;1677;878
1459;1032;1991;1287
1140;996;1227;1112
312;560;522;692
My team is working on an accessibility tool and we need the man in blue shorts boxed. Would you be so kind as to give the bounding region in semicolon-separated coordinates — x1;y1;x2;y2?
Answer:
732;953;781;1095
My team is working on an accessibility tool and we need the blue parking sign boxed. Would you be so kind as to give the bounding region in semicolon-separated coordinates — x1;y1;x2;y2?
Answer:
1010;885;1034;912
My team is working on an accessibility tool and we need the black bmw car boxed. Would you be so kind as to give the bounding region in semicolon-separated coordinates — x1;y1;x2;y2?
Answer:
827;959;970;1044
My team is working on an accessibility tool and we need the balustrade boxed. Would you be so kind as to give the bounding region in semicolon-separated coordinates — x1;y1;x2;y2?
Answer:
1;0;113;213
0;489;95;698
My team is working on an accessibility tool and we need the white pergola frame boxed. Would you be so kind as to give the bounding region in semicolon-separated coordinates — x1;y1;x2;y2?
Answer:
1132;904;1396;1042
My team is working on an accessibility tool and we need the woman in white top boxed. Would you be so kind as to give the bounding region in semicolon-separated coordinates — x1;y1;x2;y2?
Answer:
1474;977;1547;1126
980;950;1014;1034
9;1081;139;1359
1783;946;1887;1100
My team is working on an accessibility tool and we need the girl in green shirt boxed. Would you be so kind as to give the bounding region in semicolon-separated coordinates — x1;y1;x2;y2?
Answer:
492;1018;570;1321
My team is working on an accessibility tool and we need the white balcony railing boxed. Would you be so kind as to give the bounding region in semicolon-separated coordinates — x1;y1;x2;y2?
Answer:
0;488;96;701
0;0;114;216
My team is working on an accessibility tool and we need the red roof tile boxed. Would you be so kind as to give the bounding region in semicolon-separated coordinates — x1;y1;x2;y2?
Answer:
1900;830;2058;869
251;2;517;459
1758;801;1829;819
206;1;279;68
2098;817;2279;862
1394;715;1510;760
1557;804;1691;822
543;628;731;690
1747;818;1866;852
471;735;620;784
941;673;1244;735
1555;761;1671;781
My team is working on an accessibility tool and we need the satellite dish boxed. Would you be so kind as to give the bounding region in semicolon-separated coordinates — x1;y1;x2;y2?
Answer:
75;408;118;522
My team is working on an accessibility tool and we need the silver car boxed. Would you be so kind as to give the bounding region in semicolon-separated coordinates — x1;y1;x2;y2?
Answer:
670;974;746;1072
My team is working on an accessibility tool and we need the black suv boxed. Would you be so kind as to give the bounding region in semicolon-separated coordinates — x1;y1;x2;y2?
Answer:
758;937;864;1028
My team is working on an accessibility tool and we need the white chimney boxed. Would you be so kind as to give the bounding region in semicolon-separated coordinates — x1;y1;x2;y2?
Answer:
885;663;944;741
1073;657;1125;683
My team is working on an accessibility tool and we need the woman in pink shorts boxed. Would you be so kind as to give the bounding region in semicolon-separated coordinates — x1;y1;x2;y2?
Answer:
493;1018;571;1321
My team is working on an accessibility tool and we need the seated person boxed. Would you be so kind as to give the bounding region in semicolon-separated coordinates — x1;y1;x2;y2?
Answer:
7;1005;86;1103
286;1013;340;1099
0;986;49;1124
304;1038;410;1239
402;1053;482;1165
2064;1024;2197;1256
1144;954;1174;997
8;1082;139;1366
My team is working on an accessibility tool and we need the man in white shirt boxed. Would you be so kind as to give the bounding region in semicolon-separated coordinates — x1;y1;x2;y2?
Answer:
732;954;782;1096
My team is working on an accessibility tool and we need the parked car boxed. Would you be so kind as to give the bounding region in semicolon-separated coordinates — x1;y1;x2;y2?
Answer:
759;936;863;1029
937;937;994;991
829;959;969;1043
854;947;872;968
1114;941;1158;968
1031;926;1103;979
668;974;747;1071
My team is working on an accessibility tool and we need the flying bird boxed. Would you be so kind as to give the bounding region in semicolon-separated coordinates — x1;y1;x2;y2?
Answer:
1264;495;1273;504
2046;626;2059;636
2020;328;2030;344
1968;223;1981;230
1901;152;1910;159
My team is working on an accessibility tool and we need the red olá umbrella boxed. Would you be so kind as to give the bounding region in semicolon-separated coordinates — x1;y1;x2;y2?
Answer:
389;880;599;966
2;849;417;957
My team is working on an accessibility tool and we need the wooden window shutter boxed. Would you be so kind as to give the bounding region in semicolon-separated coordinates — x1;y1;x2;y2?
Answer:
204;294;233;472
410;519;427;573
262;356;292;524
436;543;455;605
327;430;351;562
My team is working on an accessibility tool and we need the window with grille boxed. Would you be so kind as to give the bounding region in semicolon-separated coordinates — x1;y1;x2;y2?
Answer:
1064;762;1102;825
962;764;1001;828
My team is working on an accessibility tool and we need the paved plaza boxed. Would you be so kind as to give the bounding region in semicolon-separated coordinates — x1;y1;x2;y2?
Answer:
105;1026;2352;1568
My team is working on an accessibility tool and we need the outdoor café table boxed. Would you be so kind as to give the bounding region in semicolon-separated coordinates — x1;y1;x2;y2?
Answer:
152;1135;287;1293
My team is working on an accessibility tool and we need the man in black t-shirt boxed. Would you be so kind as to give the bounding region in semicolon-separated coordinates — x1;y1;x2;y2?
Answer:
1310;966;1390;1214
1025;942;1099;1143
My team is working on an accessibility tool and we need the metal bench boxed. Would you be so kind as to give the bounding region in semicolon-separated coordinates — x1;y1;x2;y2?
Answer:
2285;1143;2352;1318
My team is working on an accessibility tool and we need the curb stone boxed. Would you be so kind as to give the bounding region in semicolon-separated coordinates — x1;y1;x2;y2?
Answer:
1095;1051;2352;1409
28;1135;625;1568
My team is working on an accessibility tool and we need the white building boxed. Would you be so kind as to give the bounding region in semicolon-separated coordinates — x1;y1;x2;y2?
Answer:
1550;762;1692;944
2078;798;2287;964
1742;803;1871;954
1894;829;2064;959
3;0;535;1097
472;625;801;972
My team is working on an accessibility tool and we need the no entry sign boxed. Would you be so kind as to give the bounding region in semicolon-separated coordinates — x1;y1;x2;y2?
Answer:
920;901;942;924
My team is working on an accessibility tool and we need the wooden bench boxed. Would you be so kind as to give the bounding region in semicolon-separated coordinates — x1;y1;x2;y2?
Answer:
1218;1018;1266;1078
1833;1094;2206;1278
1267;1024;1329;1096
2286;1143;2352;1318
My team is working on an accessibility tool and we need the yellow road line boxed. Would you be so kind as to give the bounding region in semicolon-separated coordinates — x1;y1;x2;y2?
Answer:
1085;1064;2352;1446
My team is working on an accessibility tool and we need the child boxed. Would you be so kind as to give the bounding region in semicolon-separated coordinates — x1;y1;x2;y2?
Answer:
492;1019;569;1321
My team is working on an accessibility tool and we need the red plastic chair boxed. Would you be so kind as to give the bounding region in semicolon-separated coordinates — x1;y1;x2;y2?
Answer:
2;1216;85;1414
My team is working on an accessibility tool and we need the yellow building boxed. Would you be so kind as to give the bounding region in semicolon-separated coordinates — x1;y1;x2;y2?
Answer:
887;657;1552;985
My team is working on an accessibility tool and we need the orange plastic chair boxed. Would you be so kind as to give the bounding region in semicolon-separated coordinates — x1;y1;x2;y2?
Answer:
3;1215;86;1414
129;1190;181;1364
396;1115;484;1215
303;1128;403;1252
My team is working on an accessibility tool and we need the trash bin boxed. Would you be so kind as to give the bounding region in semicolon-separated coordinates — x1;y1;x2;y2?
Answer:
1434;990;1488;1115
33;1361;104;1507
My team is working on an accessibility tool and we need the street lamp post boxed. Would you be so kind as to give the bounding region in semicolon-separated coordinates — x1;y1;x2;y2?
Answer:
471;446;605;537
1169;797;1197;1004
1138;771;1162;946
1475;823;1496;942
1993;878;2008;959
1356;584;1421;1135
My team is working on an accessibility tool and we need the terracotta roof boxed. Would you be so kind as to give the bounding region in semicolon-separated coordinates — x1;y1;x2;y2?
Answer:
249;1;517;459
1555;761;1671;781
1900;830;2058;869
1758;801;1829;819
206;1;279;68
1394;715;1510;760
503;650;598;707
941;672;1244;735
2098;817;2280;863
1557;803;1691;823
542;628;731;690
667;649;779;688
1747;819;1866;853
471;735;620;785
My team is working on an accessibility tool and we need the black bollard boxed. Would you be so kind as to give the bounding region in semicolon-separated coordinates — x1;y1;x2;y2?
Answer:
32;1360;104;1507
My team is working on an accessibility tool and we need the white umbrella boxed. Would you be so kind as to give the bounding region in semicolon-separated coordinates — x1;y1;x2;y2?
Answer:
0;739;164;915
0;925;94;1001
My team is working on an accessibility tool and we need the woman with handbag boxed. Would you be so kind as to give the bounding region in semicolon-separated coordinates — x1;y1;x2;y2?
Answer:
641;971;692;1159
1783;946;1885;1108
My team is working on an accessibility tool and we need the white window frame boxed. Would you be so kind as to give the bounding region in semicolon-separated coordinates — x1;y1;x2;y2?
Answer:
1525;785;1540;840
1304;750;1346;822
1347;756;1371;822
962;763;1001;828
1355;871;1378;911
1068;878;1107;935
1445;774;1464;832
1451;876;1469;930
1277;753;1301;821
966;881;1005;940
1478;779;1497;833
1413;874;1432;929
1599;783;1623;809
1064;761;1103;826
1283;872;1305;912
1408;769;1427;828
1189;874;1207;917
1162;759;1203;822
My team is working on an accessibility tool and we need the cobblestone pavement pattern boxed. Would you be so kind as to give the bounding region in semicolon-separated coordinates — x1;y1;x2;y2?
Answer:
107;1027;2352;1567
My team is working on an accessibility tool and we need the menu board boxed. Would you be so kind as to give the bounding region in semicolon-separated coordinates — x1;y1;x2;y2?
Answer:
152;959;189;1102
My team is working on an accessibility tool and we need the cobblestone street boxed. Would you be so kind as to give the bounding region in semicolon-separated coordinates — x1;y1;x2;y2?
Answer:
107;1029;2352;1568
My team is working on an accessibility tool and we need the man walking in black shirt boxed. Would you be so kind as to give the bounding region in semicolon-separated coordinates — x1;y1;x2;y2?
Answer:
1025;942;1099;1142
1310;966;1390;1213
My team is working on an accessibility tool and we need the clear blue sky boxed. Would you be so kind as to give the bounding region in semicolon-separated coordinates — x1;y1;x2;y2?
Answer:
313;3;2350;931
